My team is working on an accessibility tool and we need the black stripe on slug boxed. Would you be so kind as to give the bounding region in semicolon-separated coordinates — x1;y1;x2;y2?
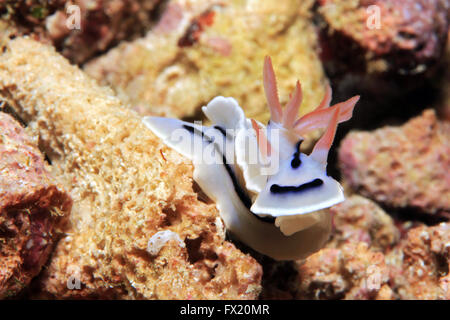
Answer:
291;140;303;169
221;151;275;223
183;123;274;224
213;125;227;137
182;124;195;133
183;124;211;142
183;124;253;208
270;178;324;194
221;154;252;209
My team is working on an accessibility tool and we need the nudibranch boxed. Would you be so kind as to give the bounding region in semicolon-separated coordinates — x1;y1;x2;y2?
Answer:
143;57;360;260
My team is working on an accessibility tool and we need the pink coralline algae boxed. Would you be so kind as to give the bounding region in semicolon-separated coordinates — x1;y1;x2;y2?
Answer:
0;111;72;298
327;195;399;251
294;221;450;300
339;109;450;216
318;0;450;74
296;242;393;300
294;197;449;300
294;195;398;300
386;223;450;300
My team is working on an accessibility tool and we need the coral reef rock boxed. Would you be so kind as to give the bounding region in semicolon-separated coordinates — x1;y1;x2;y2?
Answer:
261;195;399;300
339;109;450;216
0;37;262;299
296;242;393;300
318;0;450;75
268;196;449;300
0;0;162;64
294;195;398;300
387;223;450;300
84;0;327;122
0;111;72;299
327;195;399;251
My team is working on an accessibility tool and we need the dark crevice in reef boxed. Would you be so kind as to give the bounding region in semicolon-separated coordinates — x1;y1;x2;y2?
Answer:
185;234;218;265
0;99;52;165
183;234;219;282
258;255;299;299
0;99;27;127
150;0;170;22
385;205;449;227
224;231;299;299
192;181;213;205
185;236;204;264
326;76;442;182
435;253;449;278
161;204;183;227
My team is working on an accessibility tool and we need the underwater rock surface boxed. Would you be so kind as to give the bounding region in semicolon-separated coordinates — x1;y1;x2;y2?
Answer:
0;0;162;64
0;112;72;298
84;0;327;122
260;195;397;299
294;195;397;300
326;195;399;251
296;242;393;299
387;223;450;300
264;196;449;300
0;37;262;299
318;0;450;75
339;110;450;216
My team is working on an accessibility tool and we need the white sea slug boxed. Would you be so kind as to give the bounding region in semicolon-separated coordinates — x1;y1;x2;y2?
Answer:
143;57;360;260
